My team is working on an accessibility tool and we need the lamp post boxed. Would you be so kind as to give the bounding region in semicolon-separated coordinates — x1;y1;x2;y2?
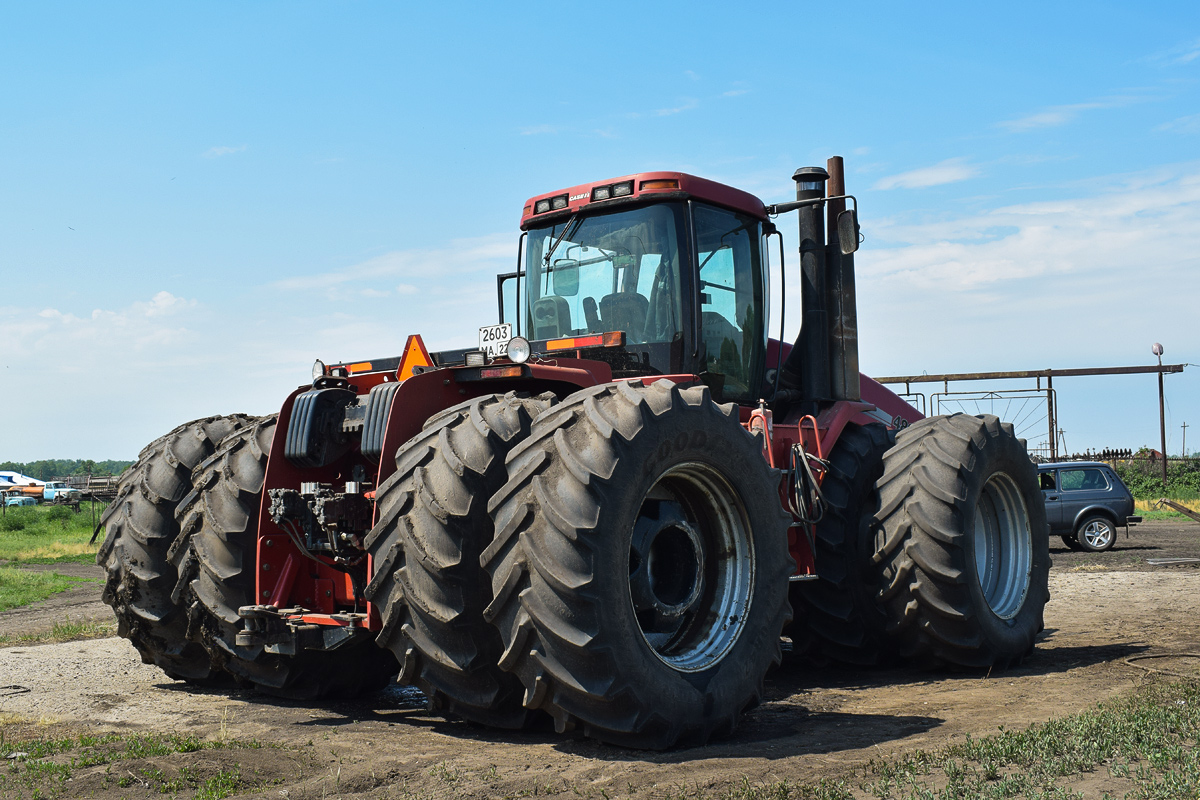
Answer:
1154;343;1168;487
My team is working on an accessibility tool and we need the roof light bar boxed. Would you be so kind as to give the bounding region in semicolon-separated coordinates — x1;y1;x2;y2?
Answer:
640;178;679;191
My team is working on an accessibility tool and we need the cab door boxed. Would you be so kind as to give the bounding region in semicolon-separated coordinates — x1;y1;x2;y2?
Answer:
1040;469;1064;531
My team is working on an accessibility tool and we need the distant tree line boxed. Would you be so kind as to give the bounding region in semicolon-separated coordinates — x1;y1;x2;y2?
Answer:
0;459;133;481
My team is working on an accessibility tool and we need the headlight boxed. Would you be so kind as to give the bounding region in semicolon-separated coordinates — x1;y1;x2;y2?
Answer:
507;336;531;364
312;359;326;382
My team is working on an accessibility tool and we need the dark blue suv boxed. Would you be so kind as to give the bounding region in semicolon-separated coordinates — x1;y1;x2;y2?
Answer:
1038;461;1142;552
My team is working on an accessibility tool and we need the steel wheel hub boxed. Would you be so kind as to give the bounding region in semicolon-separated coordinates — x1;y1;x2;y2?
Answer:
972;471;1033;619
628;462;754;672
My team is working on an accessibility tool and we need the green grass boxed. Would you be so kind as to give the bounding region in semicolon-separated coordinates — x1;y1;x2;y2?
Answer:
0;727;262;800
651;679;1200;800
0;566;95;613
0;618;114;647
0;503;106;564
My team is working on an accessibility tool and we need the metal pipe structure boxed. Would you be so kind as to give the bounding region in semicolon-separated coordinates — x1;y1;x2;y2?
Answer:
876;362;1185;469
1156;346;1168;486
825;156;860;402
778;166;830;405
874;364;1185;383
1047;374;1056;460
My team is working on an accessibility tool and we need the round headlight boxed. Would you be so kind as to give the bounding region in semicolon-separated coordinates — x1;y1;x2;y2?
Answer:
312;359;326;382
507;336;531;364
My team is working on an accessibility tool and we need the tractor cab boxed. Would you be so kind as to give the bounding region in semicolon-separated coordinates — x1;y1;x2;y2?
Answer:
500;173;771;405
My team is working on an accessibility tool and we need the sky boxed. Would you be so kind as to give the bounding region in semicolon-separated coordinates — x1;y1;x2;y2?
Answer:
2;2;1200;462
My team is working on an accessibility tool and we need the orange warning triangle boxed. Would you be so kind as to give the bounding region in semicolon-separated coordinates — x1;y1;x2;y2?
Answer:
397;334;433;382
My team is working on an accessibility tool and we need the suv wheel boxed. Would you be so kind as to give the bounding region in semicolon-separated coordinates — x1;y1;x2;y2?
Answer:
1060;534;1084;551
1076;515;1116;552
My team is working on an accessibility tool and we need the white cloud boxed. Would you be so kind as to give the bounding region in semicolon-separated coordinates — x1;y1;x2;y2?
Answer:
1147;37;1200;66
273;233;513;298
654;98;699;117
873;158;979;190
519;125;558;136
997;95;1142;133
997;103;1104;132
855;166;1200;366
1157;113;1200;134
202;144;247;158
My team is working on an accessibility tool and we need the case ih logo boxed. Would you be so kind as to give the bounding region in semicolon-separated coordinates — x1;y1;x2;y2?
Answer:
569;193;588;201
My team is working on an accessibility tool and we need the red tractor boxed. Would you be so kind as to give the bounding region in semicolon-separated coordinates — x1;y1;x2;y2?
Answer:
99;157;1049;749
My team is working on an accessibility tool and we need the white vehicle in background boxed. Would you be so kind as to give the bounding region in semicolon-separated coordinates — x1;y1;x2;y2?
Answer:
42;481;82;503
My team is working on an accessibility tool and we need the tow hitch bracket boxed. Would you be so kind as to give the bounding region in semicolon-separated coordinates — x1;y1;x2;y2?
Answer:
236;605;371;655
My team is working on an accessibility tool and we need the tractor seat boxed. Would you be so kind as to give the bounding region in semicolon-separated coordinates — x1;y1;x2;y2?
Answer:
532;296;572;340
599;292;649;343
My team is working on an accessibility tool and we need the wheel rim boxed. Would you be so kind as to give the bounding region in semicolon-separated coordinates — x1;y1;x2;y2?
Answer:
1082;520;1113;549
627;461;754;673
972;471;1032;619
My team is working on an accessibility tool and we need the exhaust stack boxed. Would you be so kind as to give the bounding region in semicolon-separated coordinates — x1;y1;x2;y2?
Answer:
776;157;861;406
825;156;861;402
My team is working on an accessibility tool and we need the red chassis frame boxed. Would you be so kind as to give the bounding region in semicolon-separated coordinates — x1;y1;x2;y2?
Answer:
251;345;921;635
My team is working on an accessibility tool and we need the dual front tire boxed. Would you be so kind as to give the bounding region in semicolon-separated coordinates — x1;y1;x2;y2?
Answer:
366;381;793;749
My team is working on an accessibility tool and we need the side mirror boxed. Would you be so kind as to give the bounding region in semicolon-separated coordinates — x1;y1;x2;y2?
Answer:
837;209;860;255
552;259;580;296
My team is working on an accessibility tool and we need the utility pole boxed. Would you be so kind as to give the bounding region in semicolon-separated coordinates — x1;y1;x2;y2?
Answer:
1154;343;1168;487
1183;421;1189;459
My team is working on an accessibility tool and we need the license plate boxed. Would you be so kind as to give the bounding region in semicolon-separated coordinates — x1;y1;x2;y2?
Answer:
478;323;512;358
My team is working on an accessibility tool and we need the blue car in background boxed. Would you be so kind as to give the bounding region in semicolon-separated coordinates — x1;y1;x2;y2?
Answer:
1038;461;1142;552
3;493;37;507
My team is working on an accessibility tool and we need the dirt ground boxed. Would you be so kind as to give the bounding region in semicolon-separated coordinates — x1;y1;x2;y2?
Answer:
3;518;1200;799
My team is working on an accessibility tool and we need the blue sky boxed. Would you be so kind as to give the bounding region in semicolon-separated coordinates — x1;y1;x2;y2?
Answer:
3;2;1199;461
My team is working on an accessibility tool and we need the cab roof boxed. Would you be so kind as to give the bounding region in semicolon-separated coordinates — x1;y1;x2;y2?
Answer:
520;171;768;230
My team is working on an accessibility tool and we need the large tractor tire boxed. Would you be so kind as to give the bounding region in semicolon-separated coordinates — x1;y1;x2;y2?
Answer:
873;413;1049;668
484;380;793;749
364;392;555;728
787;422;895;665
174;416;399;699
97;414;255;682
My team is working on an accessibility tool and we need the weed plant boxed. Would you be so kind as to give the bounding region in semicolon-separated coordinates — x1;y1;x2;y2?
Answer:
0;618;113;646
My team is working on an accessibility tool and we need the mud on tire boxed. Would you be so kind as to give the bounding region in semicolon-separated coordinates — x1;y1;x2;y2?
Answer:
483;380;793;749
173;416;399;699
873;413;1050;668
788;422;895;665
97;414;255;682
364;392;555;728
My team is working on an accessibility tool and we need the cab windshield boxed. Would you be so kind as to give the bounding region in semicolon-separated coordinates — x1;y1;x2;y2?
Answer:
524;204;685;346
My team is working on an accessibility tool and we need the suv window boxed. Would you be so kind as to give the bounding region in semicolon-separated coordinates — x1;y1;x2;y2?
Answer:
1039;472;1057;491
1059;468;1108;492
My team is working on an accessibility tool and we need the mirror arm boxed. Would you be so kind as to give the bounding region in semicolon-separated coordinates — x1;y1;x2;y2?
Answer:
765;194;856;217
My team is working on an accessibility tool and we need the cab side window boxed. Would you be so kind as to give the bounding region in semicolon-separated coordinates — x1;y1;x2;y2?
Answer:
692;203;765;404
